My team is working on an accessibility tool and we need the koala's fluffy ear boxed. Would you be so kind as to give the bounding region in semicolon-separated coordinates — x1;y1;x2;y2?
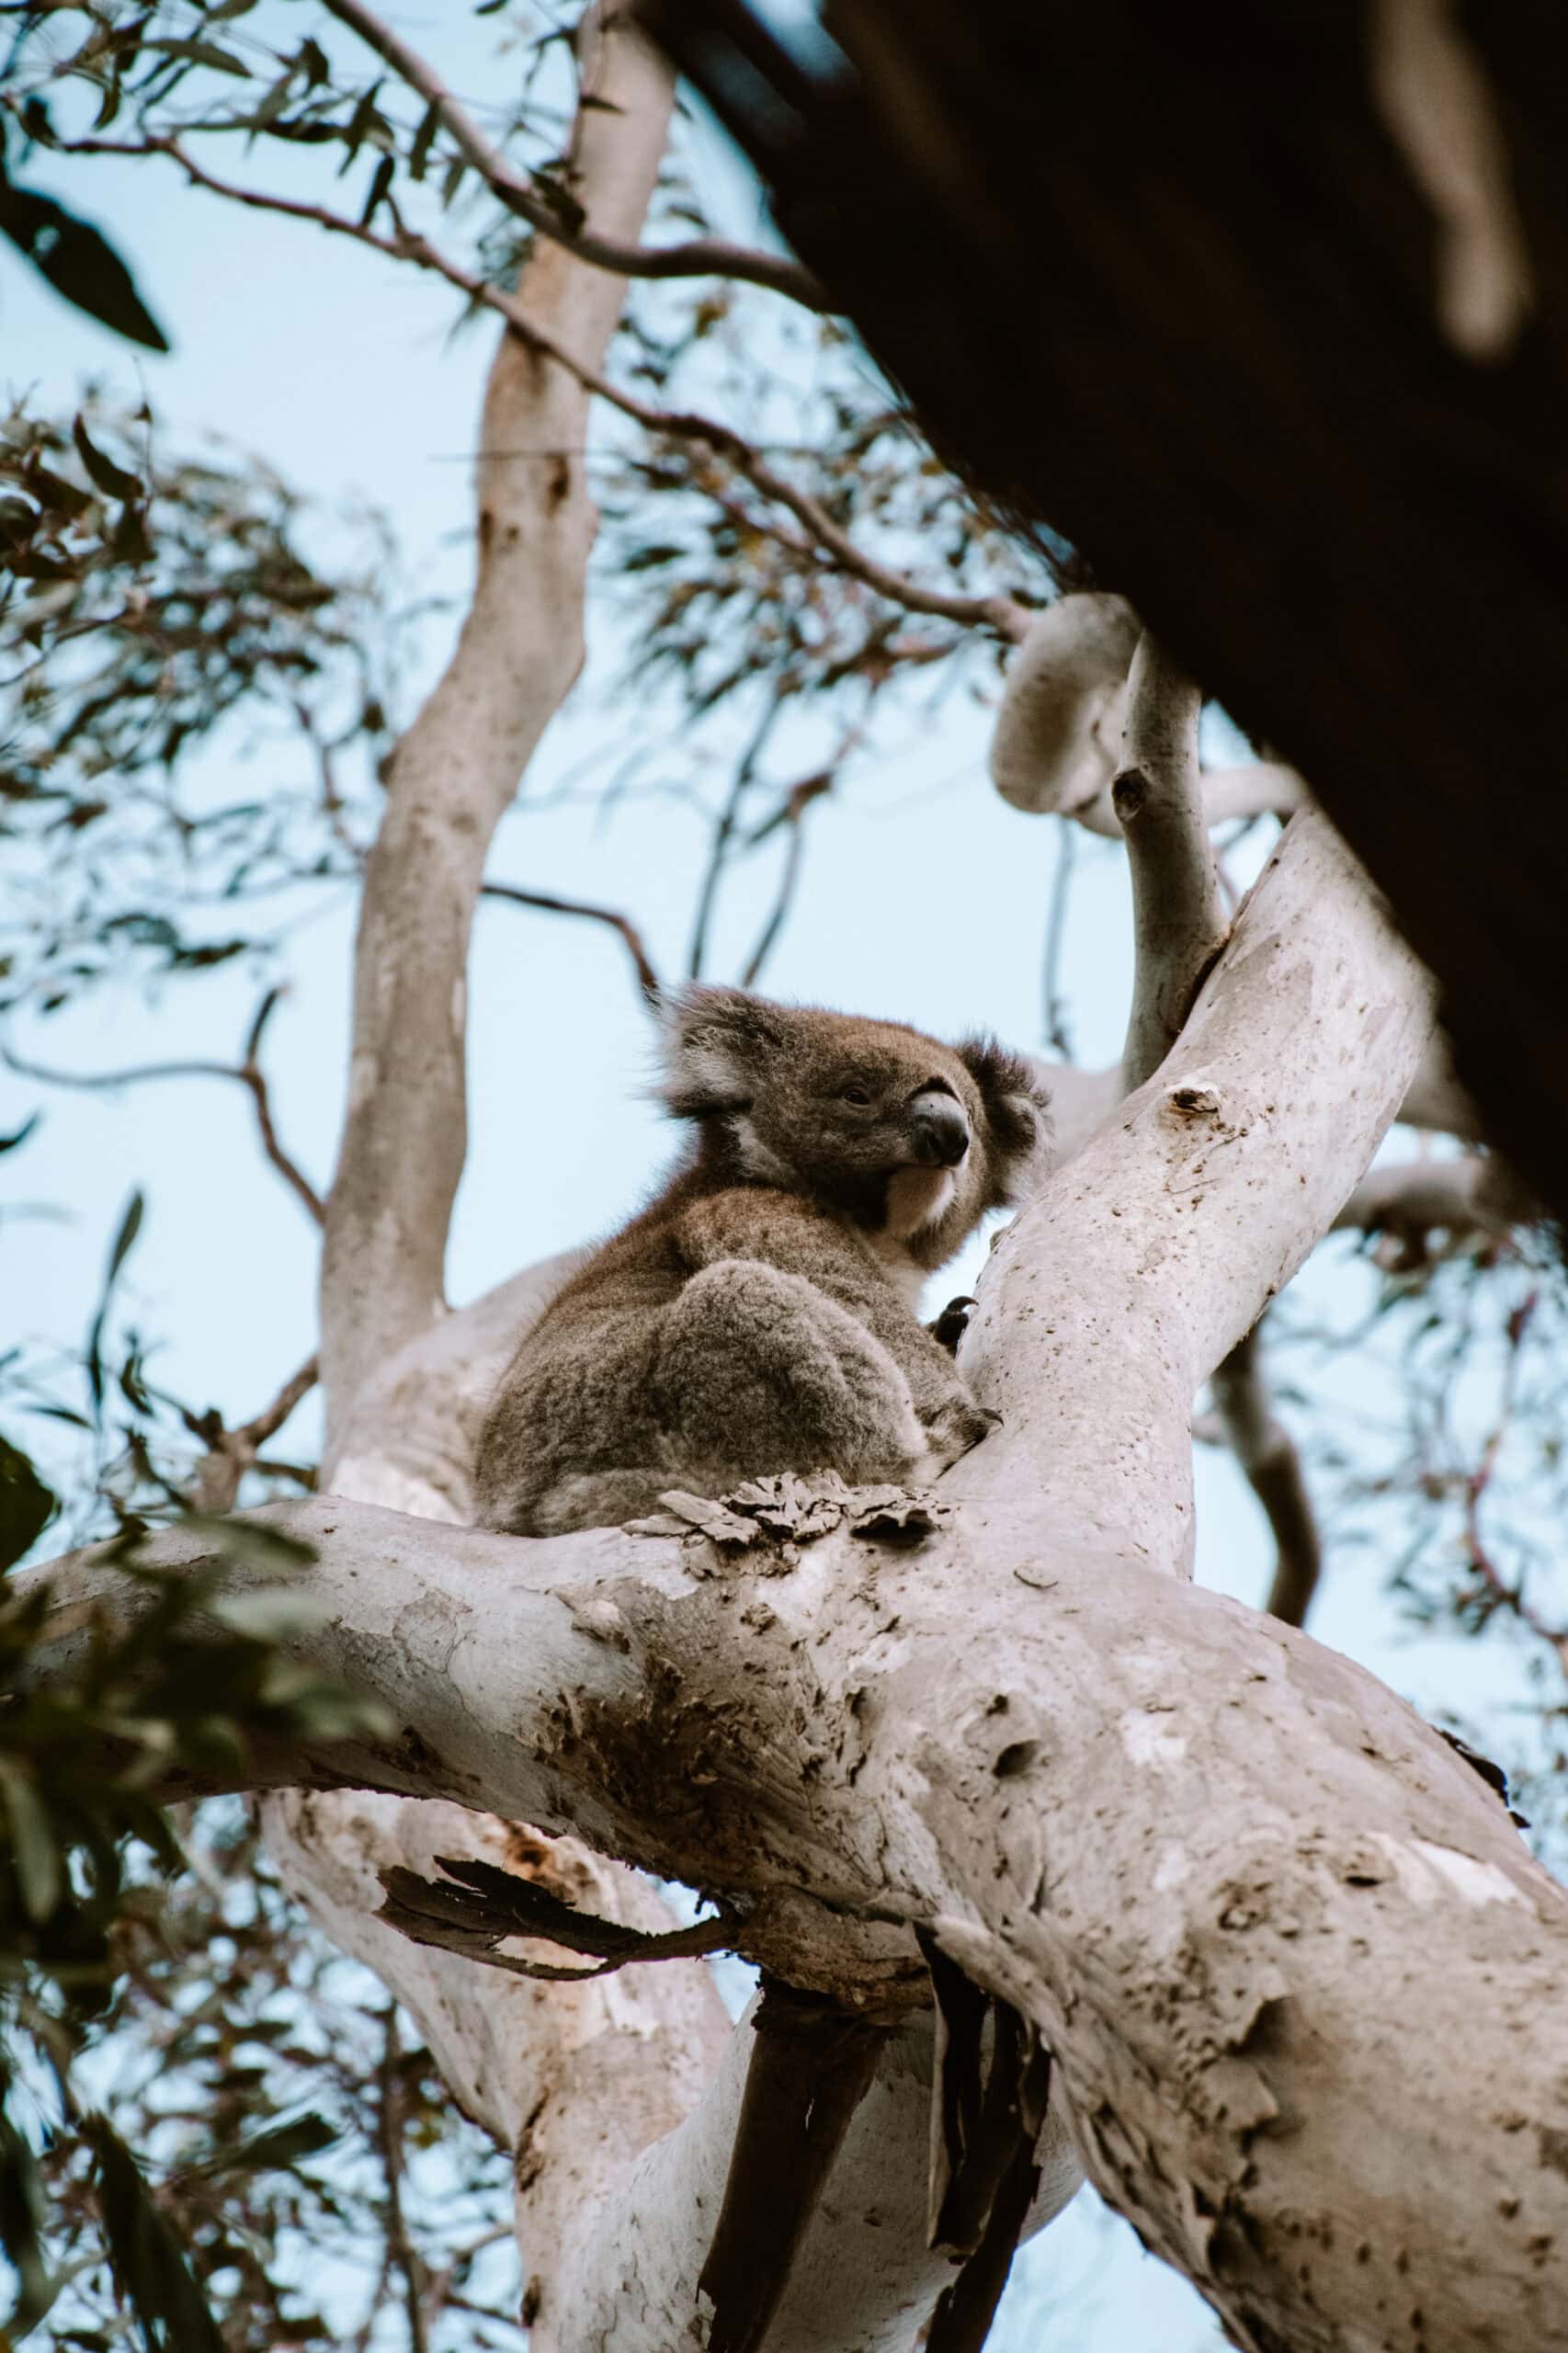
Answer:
958;1036;1053;1184
659;984;786;1119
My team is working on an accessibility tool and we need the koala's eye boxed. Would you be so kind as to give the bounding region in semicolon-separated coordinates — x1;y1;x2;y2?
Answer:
840;1083;873;1107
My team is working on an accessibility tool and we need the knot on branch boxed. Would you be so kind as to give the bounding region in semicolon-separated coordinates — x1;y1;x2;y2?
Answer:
1165;1081;1223;1120
634;1470;951;1563
1110;766;1148;821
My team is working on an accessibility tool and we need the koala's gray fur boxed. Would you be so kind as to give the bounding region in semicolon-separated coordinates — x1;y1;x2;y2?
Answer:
472;987;1050;1537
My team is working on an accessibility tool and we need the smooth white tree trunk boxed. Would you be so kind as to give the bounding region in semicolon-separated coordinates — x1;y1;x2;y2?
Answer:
33;813;1568;2352
25;9;1558;2344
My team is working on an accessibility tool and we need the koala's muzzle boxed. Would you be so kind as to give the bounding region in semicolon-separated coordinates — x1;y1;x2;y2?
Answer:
908;1087;971;1167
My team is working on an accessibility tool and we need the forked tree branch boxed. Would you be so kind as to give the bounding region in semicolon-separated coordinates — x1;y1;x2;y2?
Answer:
988;594;1308;826
4;990;324;1225
24;820;1561;2353
316;6;674;1432
189;1353;320;1516
319;0;827;309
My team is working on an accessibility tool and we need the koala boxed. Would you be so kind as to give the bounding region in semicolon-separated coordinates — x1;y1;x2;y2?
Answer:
472;988;1050;1537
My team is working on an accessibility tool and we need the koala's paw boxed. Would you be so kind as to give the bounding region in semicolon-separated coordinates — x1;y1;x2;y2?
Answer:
928;1295;978;1355
915;1392;1002;1475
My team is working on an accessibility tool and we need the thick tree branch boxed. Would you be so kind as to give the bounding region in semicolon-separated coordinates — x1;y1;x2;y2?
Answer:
24;1472;1565;2353
316;8;673;1438
1114;629;1229;1093
1104;637;1324;1620
953;812;1436;1552
1036;1027;1483;1167
259;1788;734;2353
318;0;826;309
283;29;746;2342
1332;1151;1540;1253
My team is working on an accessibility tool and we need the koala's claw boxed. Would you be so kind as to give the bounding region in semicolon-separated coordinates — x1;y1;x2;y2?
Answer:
929;1294;978;1354
917;1393;1001;1474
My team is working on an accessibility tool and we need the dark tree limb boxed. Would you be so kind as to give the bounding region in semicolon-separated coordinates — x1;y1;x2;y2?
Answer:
641;0;1568;1230
698;1977;894;2353
1208;1324;1323;1628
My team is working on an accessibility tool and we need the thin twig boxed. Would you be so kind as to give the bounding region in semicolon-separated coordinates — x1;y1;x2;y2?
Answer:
50;133;1028;642
1208;1325;1323;1627
239;1356;322;1450
481;881;662;1004
319;0;826;309
187;1354;319;1516
1458;1292;1568;1678
376;2002;430;2353
739;767;834;986
687;688;787;979
4;993;324;1226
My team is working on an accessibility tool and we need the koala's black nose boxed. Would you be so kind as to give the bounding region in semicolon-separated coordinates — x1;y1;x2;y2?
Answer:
910;1089;971;1167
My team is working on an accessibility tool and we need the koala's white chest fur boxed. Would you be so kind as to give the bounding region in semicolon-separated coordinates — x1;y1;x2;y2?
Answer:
882;1166;957;1240
858;1167;957;1312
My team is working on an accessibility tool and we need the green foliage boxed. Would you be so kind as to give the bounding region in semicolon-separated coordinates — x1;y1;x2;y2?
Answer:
83;2115;226;2353
0;1503;379;1975
0;83;169;352
0;1404;411;2347
1;1807;527;2349
0;1436;56;1574
0;146;170;350
0;396;407;1015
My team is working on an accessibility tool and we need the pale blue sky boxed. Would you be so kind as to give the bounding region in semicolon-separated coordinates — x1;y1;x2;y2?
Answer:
1;14;1536;2347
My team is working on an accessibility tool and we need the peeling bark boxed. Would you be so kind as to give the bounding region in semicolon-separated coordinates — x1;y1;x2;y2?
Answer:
29;1474;1568;2351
